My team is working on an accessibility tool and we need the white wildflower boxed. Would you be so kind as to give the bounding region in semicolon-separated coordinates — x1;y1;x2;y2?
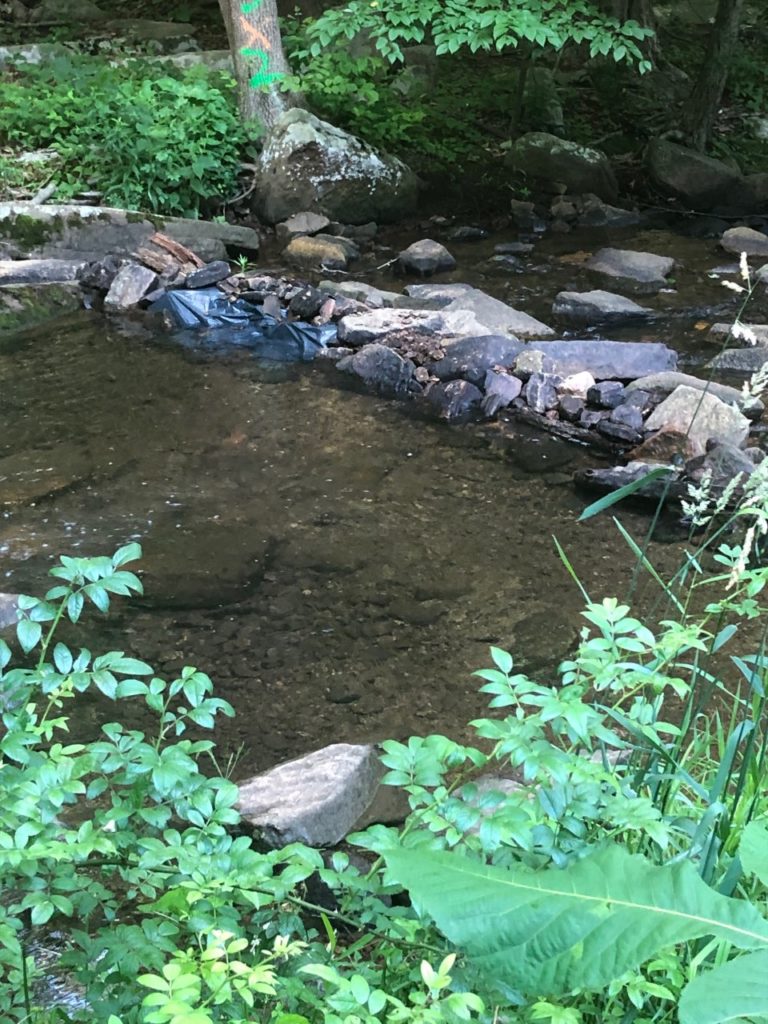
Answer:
744;361;768;398
681;469;715;527
727;524;755;589
740;251;750;282
731;321;758;347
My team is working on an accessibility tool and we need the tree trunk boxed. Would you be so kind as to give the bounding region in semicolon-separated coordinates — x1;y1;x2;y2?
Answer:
219;0;298;131
683;0;743;151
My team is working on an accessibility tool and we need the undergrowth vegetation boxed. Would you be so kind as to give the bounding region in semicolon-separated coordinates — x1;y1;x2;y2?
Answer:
0;55;252;216
6;386;768;1024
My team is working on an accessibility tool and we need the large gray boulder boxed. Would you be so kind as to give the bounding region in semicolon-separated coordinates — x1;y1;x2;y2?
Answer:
644;385;750;455
507;132;618;202
0;202;259;263
236;743;389;847
646;138;745;211
254;109;419;225
585;248;674;294
515;339;676;381
103;262;157;312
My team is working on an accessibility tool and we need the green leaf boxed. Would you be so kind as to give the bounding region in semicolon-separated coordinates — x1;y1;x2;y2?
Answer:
53;643;73;674
739;820;768;886
679;950;768;1024
578;467;672;522
383;844;768;996
16;618;42;653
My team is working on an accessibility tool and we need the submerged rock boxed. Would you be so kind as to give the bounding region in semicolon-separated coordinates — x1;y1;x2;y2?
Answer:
585;247;674;294
254;108;418;225
685;441;756;492
0;594;20;631
552;289;653;323
644;385;750;455
237;743;389;847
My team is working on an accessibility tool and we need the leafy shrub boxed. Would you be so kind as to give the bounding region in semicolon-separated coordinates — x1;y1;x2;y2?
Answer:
0;56;253;217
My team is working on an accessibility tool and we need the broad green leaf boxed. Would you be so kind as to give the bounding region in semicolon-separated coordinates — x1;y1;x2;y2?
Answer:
679;950;768;1024
739;819;768;886
16;618;42;653
383;845;768;996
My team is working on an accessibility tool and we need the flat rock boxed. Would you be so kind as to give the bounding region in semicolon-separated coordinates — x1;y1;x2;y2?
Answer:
104;262;157;311
329;281;401;308
627;371;763;419
552;289;653;322
516;339;676;381
398;238;456;275
275;211;331;244
337;308;445;345
427;335;524;384
444;287;554;339
403;282;475;307
720;226;768;258
0;258;85;285
337;343;414;391
585;247;675;294
236;743;386;847
707;347;768;373
185;260;232;289
0;202;260;263
644;385;750;456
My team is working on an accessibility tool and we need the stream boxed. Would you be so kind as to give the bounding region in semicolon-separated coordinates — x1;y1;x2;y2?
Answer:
2;218;766;774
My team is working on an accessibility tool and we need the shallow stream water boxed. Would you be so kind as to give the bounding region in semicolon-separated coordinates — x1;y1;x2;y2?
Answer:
2;220;766;774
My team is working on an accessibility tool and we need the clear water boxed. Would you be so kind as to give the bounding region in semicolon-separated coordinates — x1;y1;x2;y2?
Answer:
2;221;763;773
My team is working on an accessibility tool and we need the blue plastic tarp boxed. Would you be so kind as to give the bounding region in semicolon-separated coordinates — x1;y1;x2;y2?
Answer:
150;288;336;362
